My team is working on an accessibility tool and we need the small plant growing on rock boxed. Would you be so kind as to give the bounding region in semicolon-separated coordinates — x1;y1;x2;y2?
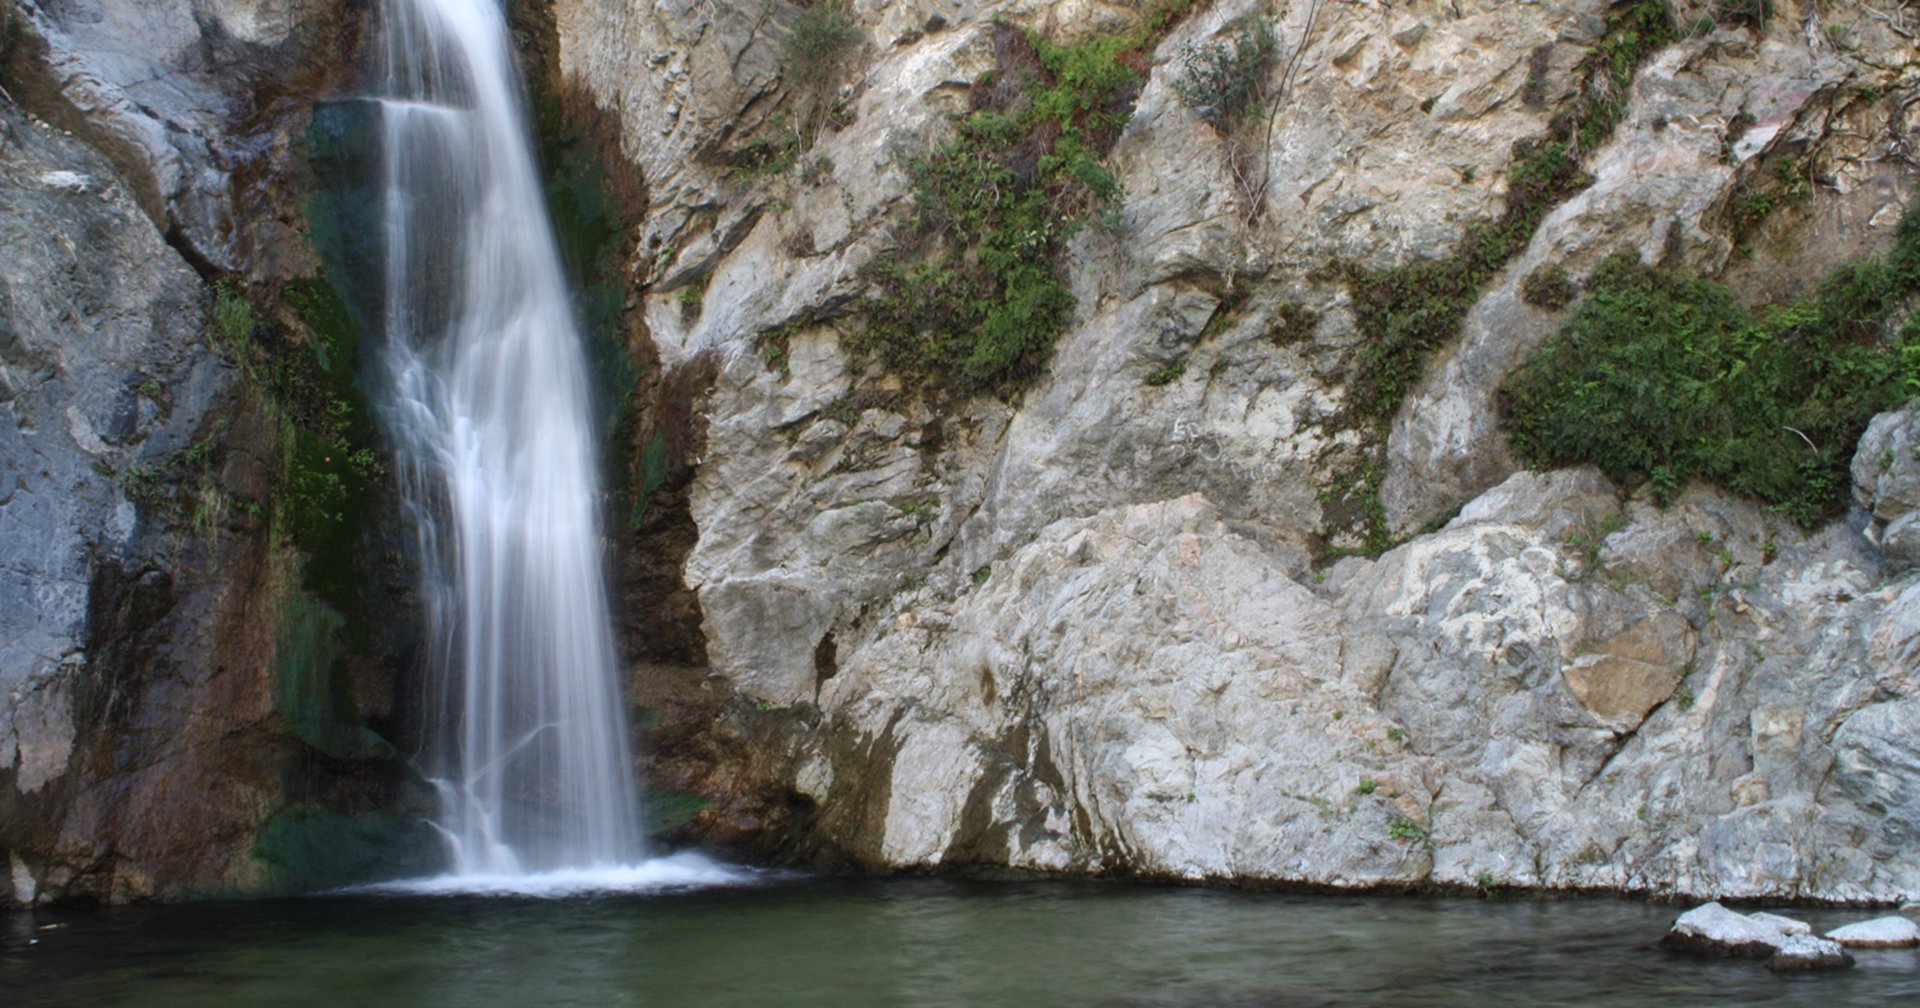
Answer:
1355;778;1376;795
1144;361;1186;386
784;1;863;96
1521;263;1578;309
1171;14;1276;132
1715;0;1771;30
1389;817;1428;842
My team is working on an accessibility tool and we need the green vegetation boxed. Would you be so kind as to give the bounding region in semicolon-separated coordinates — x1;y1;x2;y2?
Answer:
1340;0;1677;425
1313;2;1677;561
270;280;385;605
1715;0;1771;30
1725;153;1813;247
1502;210;1920;527
1521;263;1578;309
785;1;863;95
1145;361;1186;387
1388;817;1429;842
644;789;717;836
252;803;437;895
852;9;1193;396
1355;777;1377;796
1171;13;1276;131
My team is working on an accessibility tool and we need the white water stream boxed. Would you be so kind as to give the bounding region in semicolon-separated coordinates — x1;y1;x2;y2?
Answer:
370;0;651;882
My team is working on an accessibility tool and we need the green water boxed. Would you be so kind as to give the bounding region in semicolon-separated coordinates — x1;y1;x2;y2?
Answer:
7;877;1918;1007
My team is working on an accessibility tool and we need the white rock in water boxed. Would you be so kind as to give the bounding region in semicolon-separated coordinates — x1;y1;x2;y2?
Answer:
1748;911;1812;935
1827;916;1920;948
1767;934;1855;972
1661;902;1803;957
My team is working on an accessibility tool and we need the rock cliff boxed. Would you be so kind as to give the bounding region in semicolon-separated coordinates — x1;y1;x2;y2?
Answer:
0;0;425;906
560;0;1920;901
6;0;1920;905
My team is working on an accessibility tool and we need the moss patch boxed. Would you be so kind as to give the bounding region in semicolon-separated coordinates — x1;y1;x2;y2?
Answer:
272;588;394;761
251;803;437;894
1503;210;1920;526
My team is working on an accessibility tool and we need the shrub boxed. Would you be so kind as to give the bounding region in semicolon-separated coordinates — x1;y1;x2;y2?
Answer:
852;14;1183;395
1502;210;1920;526
1171;14;1276;131
784;1;863;95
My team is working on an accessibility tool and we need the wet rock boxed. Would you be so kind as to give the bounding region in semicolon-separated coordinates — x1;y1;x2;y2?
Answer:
1826;916;1920;949
1660;902;1802;958
1766;934;1855;973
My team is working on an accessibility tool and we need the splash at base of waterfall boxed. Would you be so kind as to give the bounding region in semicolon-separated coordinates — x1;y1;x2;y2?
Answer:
352;852;764;898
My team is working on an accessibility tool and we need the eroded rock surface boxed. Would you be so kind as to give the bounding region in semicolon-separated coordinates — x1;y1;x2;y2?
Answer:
560;0;1920;901
0;0;421;906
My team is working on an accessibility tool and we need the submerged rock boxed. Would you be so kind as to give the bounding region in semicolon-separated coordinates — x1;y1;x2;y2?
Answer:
1826;917;1920;949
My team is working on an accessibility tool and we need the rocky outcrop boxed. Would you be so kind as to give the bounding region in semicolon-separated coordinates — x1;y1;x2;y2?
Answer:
555;0;1920;900
0;0;424;906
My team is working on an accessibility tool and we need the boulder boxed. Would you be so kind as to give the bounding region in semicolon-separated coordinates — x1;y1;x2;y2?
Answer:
1660;902;1802;958
1766;934;1855;972
1747;911;1812;936
1826;916;1920;949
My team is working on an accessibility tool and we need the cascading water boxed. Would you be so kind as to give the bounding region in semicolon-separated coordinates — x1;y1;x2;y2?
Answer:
371;0;640;877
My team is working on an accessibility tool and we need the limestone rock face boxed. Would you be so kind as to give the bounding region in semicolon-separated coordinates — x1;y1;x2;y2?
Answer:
559;0;1920;902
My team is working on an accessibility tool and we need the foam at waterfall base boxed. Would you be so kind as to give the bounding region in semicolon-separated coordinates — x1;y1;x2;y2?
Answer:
351;852;763;897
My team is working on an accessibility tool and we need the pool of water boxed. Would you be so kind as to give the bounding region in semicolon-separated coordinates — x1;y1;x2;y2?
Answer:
7;875;1918;1007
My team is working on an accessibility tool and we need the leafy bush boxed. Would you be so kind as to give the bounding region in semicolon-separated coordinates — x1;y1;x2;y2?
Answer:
853;12;1191;394
784;1;863;94
1502;210;1920;526
1172;14;1276;131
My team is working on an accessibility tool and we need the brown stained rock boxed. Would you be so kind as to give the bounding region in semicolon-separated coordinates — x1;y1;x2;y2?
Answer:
1561;654;1681;725
1562;610;1695;724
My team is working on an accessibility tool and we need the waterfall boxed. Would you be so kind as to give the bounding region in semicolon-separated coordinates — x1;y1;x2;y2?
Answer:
372;0;641;876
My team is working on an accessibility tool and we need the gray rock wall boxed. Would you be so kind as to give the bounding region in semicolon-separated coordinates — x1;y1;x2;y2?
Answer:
562;0;1920;900
0;0;420;905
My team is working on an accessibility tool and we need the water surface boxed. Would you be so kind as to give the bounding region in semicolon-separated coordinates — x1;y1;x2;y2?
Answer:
7;877;1917;1007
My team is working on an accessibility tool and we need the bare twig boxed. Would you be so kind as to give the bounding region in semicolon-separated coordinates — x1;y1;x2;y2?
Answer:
1242;0;1323;226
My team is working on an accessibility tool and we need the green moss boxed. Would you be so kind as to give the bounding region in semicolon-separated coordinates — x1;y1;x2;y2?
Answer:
251;803;437;895
627;428;671;531
529;92;642;479
1502;210;1920;526
273;589;394;761
850;9;1193;396
642;789;716;836
268;279;384;611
